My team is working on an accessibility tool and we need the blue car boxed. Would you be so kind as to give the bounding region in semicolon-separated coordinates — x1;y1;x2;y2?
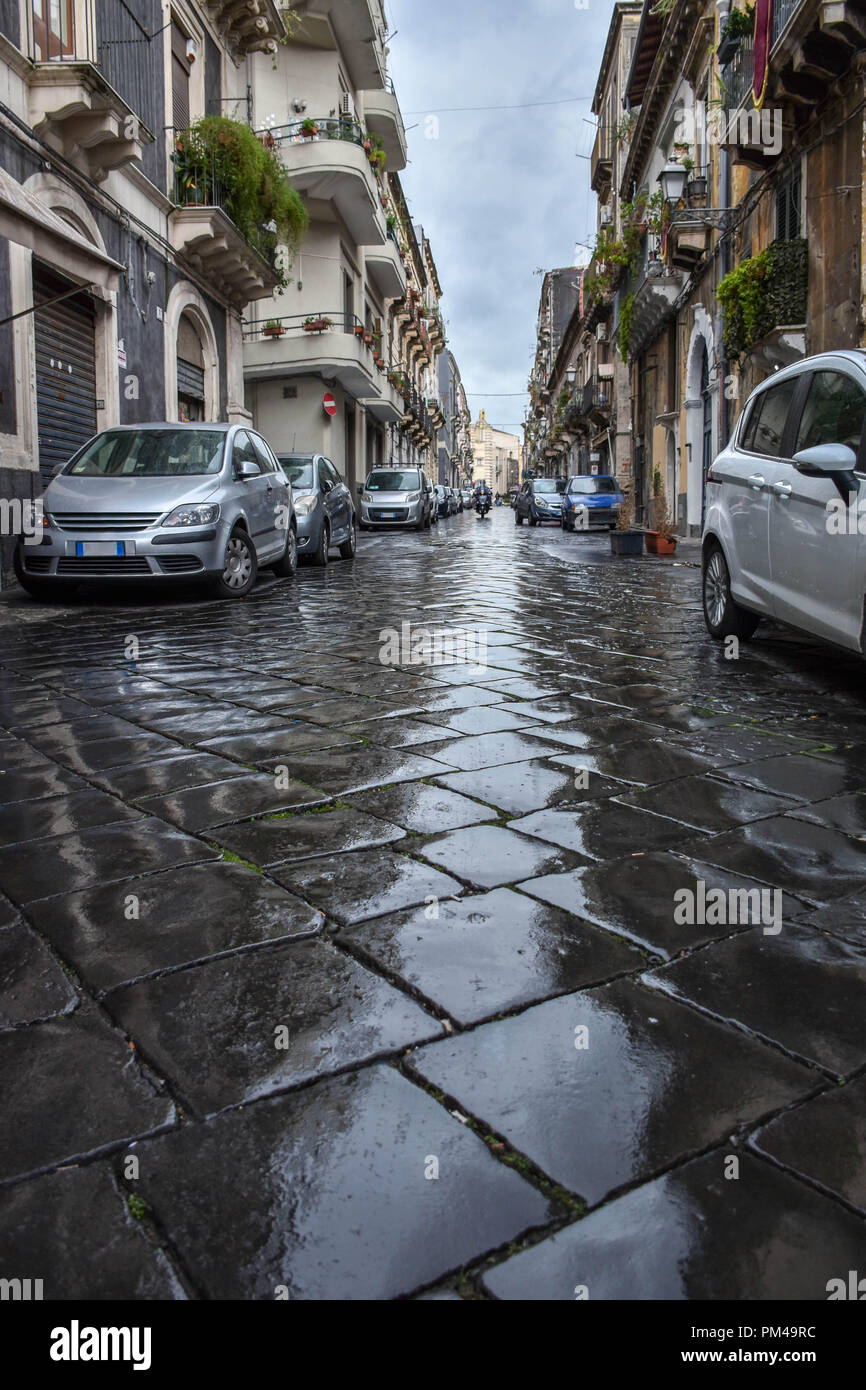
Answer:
562;474;623;532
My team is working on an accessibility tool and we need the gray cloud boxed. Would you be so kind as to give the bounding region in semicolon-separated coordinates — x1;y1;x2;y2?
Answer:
386;0;613;433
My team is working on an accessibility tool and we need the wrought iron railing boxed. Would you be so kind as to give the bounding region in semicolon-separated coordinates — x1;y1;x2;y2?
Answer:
170;128;281;264
260;116;367;149
723;36;755;111
772;0;802;45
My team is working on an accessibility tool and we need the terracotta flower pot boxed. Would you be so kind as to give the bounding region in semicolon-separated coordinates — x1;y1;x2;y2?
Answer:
645;530;677;555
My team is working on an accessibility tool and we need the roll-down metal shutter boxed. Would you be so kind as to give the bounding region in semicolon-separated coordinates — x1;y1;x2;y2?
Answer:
177;356;205;402
33;263;97;486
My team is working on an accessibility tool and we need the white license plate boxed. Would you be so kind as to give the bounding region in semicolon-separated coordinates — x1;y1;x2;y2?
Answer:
75;541;128;557
379;513;396;519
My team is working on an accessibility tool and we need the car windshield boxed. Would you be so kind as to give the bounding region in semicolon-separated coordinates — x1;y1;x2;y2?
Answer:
534;478;566;494
568;477;618;495
279;458;315;489
67;430;225;477
367;471;420;491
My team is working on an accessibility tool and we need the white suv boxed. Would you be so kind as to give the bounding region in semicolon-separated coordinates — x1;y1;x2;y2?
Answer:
703;350;866;653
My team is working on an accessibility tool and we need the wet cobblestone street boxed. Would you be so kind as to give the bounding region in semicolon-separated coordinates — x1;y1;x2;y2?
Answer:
2;509;866;1300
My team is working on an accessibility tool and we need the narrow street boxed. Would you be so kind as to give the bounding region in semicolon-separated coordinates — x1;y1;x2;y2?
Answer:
2;510;866;1300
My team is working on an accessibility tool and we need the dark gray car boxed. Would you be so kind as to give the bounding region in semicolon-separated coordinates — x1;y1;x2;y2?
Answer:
277;454;357;566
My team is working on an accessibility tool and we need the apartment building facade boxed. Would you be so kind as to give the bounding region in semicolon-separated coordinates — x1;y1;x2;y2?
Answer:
470;410;520;493
0;0;287;583
526;0;866;534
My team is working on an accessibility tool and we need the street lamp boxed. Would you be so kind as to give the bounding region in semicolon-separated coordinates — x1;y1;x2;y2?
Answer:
658;160;734;230
657;162;688;206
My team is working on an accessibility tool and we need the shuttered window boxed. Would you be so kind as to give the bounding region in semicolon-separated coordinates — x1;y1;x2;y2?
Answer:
172;20;191;132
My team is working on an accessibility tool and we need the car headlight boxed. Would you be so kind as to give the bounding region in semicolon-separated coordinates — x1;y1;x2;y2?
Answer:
162;503;221;528
294;495;318;517
406;492;421;504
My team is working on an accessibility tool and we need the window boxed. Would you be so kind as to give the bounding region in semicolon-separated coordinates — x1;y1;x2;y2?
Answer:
171;19;192;131
776;167;802;242
250;435;278;473
741;377;799;457
32;0;73;61
231;431;260;475
323;460;342;487
794;372;866;455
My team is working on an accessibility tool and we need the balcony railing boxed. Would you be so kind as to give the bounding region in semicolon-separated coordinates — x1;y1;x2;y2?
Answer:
170;129;277;265
773;0;802;45
263;116;368;151
723;36;755;111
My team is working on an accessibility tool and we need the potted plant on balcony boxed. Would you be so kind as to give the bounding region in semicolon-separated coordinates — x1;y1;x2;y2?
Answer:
303;315;333;332
300;118;319;139
717;3;755;66
645;470;678;554
687;170;708;204
610;484;643;556
353;323;365;338
363;330;374;346
263;319;285;338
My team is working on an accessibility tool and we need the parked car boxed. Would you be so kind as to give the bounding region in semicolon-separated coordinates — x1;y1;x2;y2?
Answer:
277;454;356;566
562;474;623;531
514;476;568;525
433;485;451;519
358;466;434;530
14;423;296;601
702;349;866;652
461;488;474;505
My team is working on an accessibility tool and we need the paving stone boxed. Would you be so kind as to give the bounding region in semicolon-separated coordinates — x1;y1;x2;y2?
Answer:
434;706;528;736
276;697;402;727
408;982;814;1206
43;733;187;776
272;849;463;925
615;775;798;834
753;1075;866;1210
481;677;559;701
668;725;805;766
146;707;290;741
0;1164;185;1298
549;741;716;786
26;862;324;994
644;924;866;1077
105;940;442;1115
137;774;328;832
345;781;497;834
341;887;644;1025
0;922;78;1028
687;816;866;901
418;731;565;771
433;761;618;817
132;1065;553;1299
418;824;589;887
0;892;16;929
337;717;461;748
482;1152;866;1300
0;1008;176;1181
0;788;143;846
791;892;866;948
0;818;219;904
210;808;406;868
716;753;866;802
784;792;866;835
199;726;361;765
260;748;456;797
518;852;809;959
91;752;250;801
0;765;87;807
510;802;701;861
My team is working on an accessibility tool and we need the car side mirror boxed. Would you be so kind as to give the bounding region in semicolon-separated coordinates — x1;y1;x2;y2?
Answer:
52;461;66;477
793;444;858;474
236;460;262;480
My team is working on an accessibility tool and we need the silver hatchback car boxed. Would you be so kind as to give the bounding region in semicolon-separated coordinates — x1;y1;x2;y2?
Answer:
703;350;866;652
277;454;357;566
15;423;297;601
358;466;434;531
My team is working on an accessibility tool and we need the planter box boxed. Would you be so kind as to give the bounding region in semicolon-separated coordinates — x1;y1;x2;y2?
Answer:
716;34;741;66
263;327;285;339
645;530;677;555
610;530;644;556
303;320;331;333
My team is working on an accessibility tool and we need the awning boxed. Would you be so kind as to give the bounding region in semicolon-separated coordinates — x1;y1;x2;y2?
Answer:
0;166;123;291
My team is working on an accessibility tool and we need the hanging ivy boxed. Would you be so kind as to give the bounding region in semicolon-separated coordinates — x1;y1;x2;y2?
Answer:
718;239;807;360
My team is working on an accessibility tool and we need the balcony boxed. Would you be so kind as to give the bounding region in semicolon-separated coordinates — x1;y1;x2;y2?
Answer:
590;123;614;194
169;137;280;308
26;59;152;181
202;0;287;57
363;380;405;425
269;119;386;247
365;236;406;299
360;82;408;171
628;267;684;361
296;0;387;89
581;378;613;424
243;312;384;401
724;238;808;368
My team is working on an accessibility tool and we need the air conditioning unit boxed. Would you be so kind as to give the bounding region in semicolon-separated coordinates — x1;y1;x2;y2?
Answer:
596;324;608;343
340;93;352;117
599;205;613;227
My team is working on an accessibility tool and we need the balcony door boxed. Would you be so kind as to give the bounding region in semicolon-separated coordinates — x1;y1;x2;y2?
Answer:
32;0;73;61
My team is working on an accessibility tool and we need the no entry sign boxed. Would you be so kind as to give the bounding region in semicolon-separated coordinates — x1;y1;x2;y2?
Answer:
323;392;337;417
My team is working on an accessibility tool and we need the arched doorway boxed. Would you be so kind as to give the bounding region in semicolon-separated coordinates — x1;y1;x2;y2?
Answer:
177;313;205;422
164;282;219;422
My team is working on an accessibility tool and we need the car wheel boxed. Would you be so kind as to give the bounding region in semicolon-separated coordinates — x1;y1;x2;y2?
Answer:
312;521;330;568
702;542;759;641
339;522;357;560
271;525;298;578
210;526;257;599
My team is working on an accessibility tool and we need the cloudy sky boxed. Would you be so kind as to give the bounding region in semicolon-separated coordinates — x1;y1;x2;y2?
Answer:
385;0;615;438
